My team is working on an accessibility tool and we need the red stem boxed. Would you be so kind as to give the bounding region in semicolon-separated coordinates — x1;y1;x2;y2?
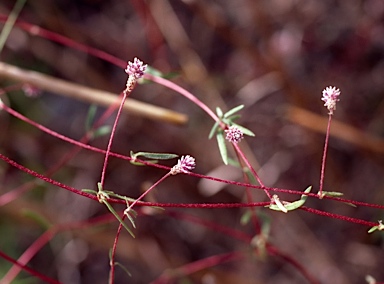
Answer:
152;251;244;284
144;73;222;126
0;15;126;68
109;222;124;284
127;172;171;211
0;250;61;284
100;90;128;187
1;230;56;283
233;147;262;234
167;210;252;243
267;244;320;284
300;206;377;227
232;143;273;200
319;114;332;196
0;132;382;213
1;214;115;283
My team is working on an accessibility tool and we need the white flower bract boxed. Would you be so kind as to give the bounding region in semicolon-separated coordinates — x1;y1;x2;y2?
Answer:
170;155;196;175
225;126;244;143
321;86;340;115
125;57;147;79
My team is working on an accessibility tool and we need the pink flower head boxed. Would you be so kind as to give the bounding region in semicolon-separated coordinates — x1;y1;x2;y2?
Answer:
225;125;244;143
170;155;196;175
321;86;340;115
125;57;147;79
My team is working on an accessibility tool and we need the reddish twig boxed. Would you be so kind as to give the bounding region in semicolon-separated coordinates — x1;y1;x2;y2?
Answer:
0;250;61;284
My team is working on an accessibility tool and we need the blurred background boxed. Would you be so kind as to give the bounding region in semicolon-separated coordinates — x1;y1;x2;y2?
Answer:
0;0;384;283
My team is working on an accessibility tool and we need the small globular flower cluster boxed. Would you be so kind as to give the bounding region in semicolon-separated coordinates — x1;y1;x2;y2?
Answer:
321;86;340;115
125;57;147;93
225;125;244;143
170;155;196;175
125;57;147;79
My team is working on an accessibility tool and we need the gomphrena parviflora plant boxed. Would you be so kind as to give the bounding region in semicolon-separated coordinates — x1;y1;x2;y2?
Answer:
0;2;383;283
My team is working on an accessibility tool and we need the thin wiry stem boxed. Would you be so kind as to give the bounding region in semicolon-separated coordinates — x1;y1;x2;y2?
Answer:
126;172;171;211
0;250;60;284
319;114;332;197
232;143;273;200
145;73;223;127
109;222;124;284
100;90;128;187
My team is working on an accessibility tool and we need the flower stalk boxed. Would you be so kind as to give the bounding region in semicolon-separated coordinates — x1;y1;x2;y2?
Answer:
318;86;340;198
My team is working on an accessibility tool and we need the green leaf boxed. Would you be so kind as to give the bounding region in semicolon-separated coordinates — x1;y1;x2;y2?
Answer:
208;121;220;139
114;262;132;277
142;66;179;80
109;248;113;260
243;167;258;184
22;209;51;229
216;107;223;118
124;209;137;229
227;157;240;167
216;132;228;165
109;250;132;277
321;191;344;197
222;115;241;124
82;188;98;195
107;191;136;203
231;123;255;137
368;226;378;233
0;0;26;53
131;151;178;160
85;104;97;132
144;66;164;77
223;105;244;118
92;125;111;138
267;186;312;212
368;221;384;233
102;200;135;238
240;210;252;225
130;160;158;166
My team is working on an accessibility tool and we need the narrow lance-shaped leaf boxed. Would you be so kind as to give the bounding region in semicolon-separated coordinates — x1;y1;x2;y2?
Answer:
222;115;241;124
240;210;252;226
92;125;111;139
141;66;178;82
102;200;135;238
108;249;132;277
124;209;137;229
22;210;52;229
368;226;378;233
131;151;178;160
114;262;132;277
321;191;344;197
267;186;312;212
216;107;223;118
243;167;258;185
85;104;97;132
368;221;384;233
208;121;220;139
223;105;244;118
231;123;255;137
82;188;98;195
216;132;228;165
107;191;136;203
